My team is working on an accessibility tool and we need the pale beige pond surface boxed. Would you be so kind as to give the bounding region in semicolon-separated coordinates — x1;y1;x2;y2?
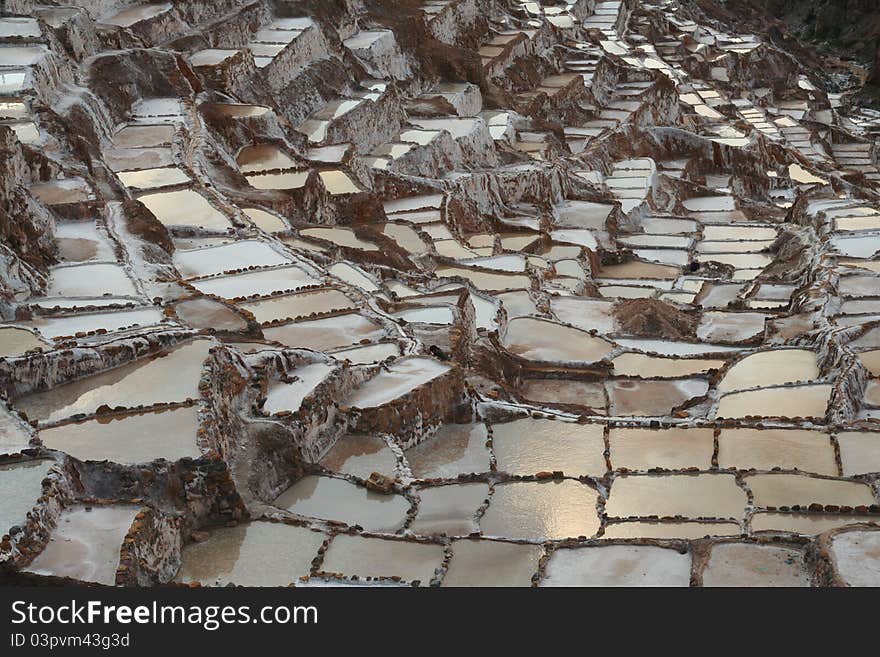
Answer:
702;543;810;587
491;418;606;476
479;480;600;540
25;506;138;585
411;483;489;536
540;545;691;587
15;340;212;424
406;423;490;479
38;406;202;463
320;434;397;479
175;522;325;586
320;534;444;585
442;539;542;587
606;474;746;519
609;427;714;471
0;459;53;535
275;475;410;532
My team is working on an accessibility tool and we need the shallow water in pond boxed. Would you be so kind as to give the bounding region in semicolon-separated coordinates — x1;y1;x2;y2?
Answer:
275;475;409;532
38;406;202;463
540;545;691;587
502;317;615;364
15;339;212;424
320;534;443;585
174;522;325;586
139;189;229;230
46;264;136;298
25;506;139;585
609;427;714;471
745;473;875;508
300;227;378;251
718;349;819;393
606;473;746;519
442;539;542;587
0;459;53;534
607;378;708;416
174;241;289;279
610;353;725;377
191;266;319;299
406;424;490;479
491;418;606;476
479;480;600;540
240;289;354;324
716;384;832;420
717;428;836;475
0;326;47;357
320;434;397;479
174;298;246;331
236;145;298;173
410;483;489;536
263;313;385;351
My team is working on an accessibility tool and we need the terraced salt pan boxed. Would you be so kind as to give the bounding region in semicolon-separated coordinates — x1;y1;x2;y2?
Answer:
0;459;53;534
174;298;246;332
329;342;400;365
0;326;48;357
609;427;714;471
275;475;409;532
549;297;617;333
236;145;298;173
702;543;810;587
718;349;819;392
300;227;378;251
442;539;542;587
246;171;310;190
138;189;230;230
606;474;746;519
519;378;606;410
27;307;165;341
491;418;606;476
320;434;397;479
829;531;880;586
263;363;336;415
602;521;741;540
389;301;455;324
191;266;319;299
501;317;615;364
751;513;880;535
15;339;212;424
174;522;325;587
320;534;444;585
540;546;691;587
610;353;725;377
45;264;137;298
716;384;832;420
240;289;354;324
479;480;600;540
101;3;172;27
745;474;876;508
405;423;490;479
436;266;531;291
263;314;385;351
836;432;880;476
25;506;138;585
343;357;451;409
38;406;201;463
174;241;289;279
717;428;837;475
411;483;489;536
607;379;708;417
